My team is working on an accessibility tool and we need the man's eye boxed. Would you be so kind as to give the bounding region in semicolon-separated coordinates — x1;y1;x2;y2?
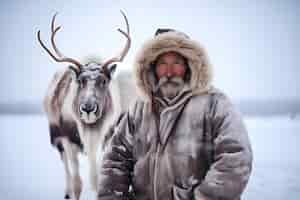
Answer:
175;60;183;65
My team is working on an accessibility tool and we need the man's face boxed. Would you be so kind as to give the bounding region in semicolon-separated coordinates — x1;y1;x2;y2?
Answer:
154;52;187;99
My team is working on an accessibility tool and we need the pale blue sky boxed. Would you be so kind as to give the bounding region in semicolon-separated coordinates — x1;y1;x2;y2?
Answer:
0;0;299;103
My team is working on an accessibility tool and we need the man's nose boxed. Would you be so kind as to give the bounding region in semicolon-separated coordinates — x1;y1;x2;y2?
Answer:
166;66;173;77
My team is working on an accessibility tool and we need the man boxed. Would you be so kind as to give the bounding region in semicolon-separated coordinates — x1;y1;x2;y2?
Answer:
97;29;253;200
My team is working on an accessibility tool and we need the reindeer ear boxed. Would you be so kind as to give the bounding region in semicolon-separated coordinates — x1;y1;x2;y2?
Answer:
108;64;117;77
68;65;80;79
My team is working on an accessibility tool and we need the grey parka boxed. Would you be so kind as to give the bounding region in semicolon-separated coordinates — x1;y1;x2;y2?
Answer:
97;30;253;200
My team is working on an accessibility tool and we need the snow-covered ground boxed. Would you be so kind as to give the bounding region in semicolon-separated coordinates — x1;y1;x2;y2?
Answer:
0;114;299;199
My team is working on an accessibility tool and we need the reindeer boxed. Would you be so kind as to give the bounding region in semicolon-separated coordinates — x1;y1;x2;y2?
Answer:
37;11;130;200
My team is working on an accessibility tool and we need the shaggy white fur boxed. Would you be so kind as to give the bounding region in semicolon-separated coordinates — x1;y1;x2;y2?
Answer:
43;64;122;198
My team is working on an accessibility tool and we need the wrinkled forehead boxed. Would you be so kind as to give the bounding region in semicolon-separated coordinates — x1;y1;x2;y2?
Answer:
151;51;189;69
156;51;186;61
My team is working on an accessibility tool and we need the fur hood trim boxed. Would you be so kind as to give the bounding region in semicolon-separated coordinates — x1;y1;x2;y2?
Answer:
133;30;213;100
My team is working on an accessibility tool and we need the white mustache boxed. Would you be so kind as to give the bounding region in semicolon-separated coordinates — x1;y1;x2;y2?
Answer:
153;76;184;92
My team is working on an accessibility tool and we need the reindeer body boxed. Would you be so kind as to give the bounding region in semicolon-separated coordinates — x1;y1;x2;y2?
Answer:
38;11;131;200
44;65;118;199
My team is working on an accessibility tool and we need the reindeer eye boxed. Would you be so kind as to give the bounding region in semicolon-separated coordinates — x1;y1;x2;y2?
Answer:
77;78;87;87
99;79;107;86
98;78;107;87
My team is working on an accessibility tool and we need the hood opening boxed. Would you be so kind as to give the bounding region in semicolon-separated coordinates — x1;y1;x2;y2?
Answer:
133;30;213;100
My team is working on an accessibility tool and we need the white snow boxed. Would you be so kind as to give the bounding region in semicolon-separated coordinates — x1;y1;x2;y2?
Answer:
0;114;299;199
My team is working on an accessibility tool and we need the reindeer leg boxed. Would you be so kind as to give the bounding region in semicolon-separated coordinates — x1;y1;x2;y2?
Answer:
86;133;101;192
88;149;97;191
50;125;72;199
70;144;82;200
60;151;72;199
62;138;82;200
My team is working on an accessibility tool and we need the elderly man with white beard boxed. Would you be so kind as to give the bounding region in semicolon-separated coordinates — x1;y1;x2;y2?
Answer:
97;28;253;200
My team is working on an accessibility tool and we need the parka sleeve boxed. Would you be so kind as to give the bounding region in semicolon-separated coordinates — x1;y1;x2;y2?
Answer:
97;103;139;200
194;94;253;200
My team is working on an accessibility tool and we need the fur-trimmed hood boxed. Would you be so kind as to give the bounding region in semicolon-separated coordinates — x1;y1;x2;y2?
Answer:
133;29;213;100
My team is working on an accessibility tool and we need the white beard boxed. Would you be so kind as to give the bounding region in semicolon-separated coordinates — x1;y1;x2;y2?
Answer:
156;76;185;99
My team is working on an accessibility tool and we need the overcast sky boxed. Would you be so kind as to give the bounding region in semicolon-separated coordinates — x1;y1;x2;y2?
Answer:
0;0;299;104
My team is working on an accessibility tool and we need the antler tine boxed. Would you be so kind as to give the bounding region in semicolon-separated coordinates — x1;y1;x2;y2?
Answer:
37;13;82;70
120;10;130;36
51;12;63;57
102;10;131;68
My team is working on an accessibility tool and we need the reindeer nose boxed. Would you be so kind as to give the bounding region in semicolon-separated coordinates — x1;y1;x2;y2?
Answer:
80;103;97;114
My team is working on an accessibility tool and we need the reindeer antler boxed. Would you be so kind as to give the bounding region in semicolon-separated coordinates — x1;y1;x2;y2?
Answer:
37;13;82;72
101;10;131;69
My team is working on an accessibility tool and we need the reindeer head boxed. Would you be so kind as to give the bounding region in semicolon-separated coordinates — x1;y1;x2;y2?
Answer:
38;11;131;124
